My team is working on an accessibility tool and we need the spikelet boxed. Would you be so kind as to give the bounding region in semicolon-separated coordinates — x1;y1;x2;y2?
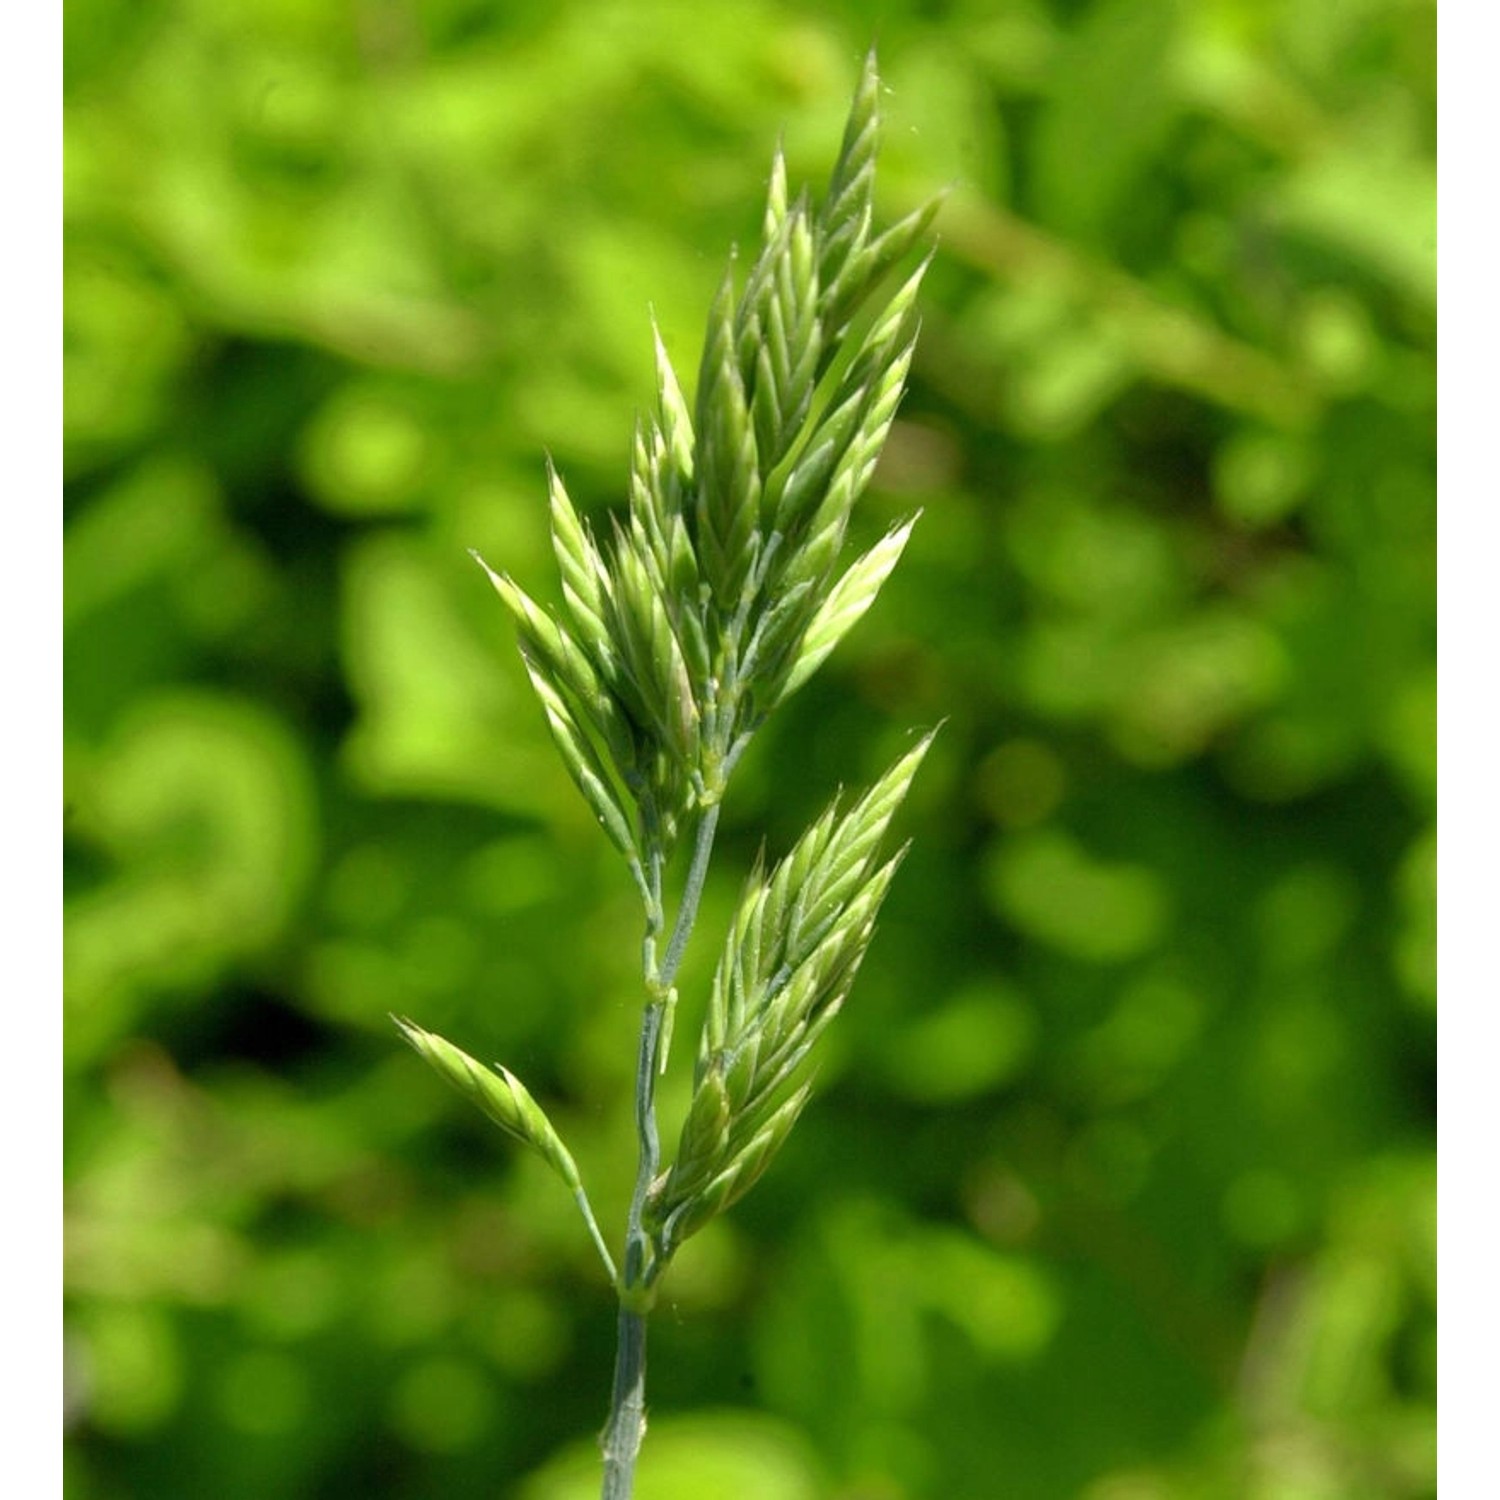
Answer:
645;732;936;1254
394;1018;583;1193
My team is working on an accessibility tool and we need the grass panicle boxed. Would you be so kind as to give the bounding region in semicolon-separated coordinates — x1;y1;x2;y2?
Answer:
396;49;937;1499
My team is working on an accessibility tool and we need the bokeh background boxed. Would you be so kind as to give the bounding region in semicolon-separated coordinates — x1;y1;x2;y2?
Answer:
63;1;1435;1496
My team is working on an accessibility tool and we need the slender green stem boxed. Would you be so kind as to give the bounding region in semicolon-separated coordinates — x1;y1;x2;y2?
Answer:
573;1186;620;1287
600;802;724;1499
600;1304;648;1500
621;1000;664;1290
658;800;721;991
600;999;663;1500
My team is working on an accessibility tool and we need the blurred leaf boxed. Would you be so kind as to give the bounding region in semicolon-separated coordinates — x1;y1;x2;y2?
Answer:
1030;0;1180;241
340;536;557;810
65;694;317;1066
878;980;1037;1103
985;830;1171;964
1272;148;1436;309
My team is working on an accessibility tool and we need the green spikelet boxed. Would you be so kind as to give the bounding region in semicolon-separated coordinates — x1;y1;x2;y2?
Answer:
393;1017;583;1192
819;48;881;298
694;266;762;607
646;732;935;1255
776;514;919;702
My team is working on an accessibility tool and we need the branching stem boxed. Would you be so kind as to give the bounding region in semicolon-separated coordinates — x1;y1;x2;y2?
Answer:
601;801;723;1499
659;801;721;993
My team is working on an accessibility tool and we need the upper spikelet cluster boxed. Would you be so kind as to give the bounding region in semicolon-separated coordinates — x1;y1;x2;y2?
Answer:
475;50;941;886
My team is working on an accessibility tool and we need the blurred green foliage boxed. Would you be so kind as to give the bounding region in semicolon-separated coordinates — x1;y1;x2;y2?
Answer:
64;0;1434;1496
